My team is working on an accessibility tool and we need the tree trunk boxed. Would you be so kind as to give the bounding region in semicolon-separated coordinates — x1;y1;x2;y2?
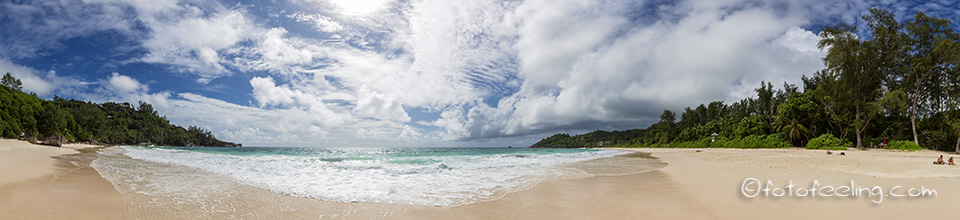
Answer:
911;113;919;145
856;130;862;149
955;135;959;154
910;76;922;146
855;107;862;148
955;129;960;153
908;57;944;147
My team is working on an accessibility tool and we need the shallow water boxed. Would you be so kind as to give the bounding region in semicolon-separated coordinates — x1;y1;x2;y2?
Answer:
91;147;663;209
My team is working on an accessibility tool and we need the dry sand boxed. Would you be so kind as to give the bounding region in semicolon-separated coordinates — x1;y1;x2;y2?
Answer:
3;138;960;219
625;148;960;219
0;139;133;220
0;139;99;185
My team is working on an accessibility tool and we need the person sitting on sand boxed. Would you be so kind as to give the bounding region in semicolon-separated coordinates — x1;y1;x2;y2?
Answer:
934;155;945;165
949;157;955;166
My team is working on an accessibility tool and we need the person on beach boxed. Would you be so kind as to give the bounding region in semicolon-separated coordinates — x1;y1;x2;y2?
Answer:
934;155;945;165
949;157;955;166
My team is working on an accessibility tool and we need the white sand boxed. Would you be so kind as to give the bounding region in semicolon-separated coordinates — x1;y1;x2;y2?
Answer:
624;148;960;219
0;139;101;185
4;138;960;219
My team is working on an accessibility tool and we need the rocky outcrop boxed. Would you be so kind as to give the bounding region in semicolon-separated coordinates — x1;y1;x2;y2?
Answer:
24;136;38;144
182;142;242;148
42;133;66;147
222;143;243;148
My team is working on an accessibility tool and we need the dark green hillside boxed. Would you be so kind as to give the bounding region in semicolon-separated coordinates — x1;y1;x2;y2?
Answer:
0;73;239;147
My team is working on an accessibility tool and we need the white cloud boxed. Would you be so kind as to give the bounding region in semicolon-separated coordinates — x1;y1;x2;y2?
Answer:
328;0;395;17
8;0;954;146
431;0;829;140
0;0;132;58
354;85;410;122
0;58;91;97
104;72;147;94
141;10;255;83
288;12;343;32
226;0;831;142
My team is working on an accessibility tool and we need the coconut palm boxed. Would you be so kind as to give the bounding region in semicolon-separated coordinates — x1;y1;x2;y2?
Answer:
779;118;811;145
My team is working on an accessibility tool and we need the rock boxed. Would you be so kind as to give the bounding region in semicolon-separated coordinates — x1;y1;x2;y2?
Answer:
42;133;66;147
219;142;243;148
24;136;38;144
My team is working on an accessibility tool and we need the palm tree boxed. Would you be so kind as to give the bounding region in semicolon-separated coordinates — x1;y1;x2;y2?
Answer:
779;118;811;146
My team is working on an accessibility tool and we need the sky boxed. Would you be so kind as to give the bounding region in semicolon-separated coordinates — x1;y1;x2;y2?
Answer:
1;0;958;147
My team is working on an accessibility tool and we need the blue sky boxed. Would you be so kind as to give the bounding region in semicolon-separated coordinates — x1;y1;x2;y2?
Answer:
1;0;958;147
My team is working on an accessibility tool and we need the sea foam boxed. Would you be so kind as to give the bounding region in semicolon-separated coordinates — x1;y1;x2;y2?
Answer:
99;147;627;207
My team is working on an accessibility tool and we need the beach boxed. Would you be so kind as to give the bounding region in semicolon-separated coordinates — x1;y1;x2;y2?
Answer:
0;139;133;219
2;139;960;219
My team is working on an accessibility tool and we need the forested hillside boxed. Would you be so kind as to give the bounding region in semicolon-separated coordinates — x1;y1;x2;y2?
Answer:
0;73;239;147
532;9;960;152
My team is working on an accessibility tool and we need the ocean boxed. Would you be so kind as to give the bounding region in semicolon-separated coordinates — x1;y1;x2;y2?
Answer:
91;146;644;207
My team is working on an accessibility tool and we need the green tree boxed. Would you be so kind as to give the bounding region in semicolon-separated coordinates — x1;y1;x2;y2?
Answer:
1;73;22;91
818;22;885;148
948;114;960;153
775;92;819;145
656;110;677;143
902;12;958;146
755;81;775;116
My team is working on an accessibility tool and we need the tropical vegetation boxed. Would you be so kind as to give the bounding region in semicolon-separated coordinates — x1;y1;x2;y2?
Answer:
532;9;960;152
0;72;238;147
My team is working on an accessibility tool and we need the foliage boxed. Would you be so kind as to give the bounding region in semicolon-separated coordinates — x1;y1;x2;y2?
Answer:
1;73;22;91
531;9;960;152
807;134;847;150
0;83;237;147
886;140;921;151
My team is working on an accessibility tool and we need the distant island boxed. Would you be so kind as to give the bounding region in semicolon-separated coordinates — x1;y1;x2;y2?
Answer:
533;9;960;153
1;73;239;147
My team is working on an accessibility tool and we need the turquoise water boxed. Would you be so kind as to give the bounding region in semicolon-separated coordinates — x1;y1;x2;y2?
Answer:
96;146;627;207
149;146;604;160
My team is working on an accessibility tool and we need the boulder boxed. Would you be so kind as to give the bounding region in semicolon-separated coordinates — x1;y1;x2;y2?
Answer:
24;136;38;144
42;133;66;147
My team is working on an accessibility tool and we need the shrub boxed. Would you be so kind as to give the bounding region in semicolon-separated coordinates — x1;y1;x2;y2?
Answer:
807;134;846;150
762;134;791;148
711;134;790;149
887;140;921;152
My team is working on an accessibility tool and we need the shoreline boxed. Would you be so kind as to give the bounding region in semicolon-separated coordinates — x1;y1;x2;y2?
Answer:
0;139;133;219
3;140;960;219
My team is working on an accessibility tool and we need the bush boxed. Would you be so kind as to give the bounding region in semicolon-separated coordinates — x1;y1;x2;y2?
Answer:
712;134;790;149
807;134;846;150
630;134;790;149
887;140;921;152
762;134;792;148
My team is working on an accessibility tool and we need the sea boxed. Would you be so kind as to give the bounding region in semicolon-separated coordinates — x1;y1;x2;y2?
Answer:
91;146;656;208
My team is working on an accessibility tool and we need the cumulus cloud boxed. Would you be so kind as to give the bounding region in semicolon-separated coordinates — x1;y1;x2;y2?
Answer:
354;85;410;122
0;58;91;97
141;10;255;83
104;72;147;94
433;0;830;140
5;0;958;146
